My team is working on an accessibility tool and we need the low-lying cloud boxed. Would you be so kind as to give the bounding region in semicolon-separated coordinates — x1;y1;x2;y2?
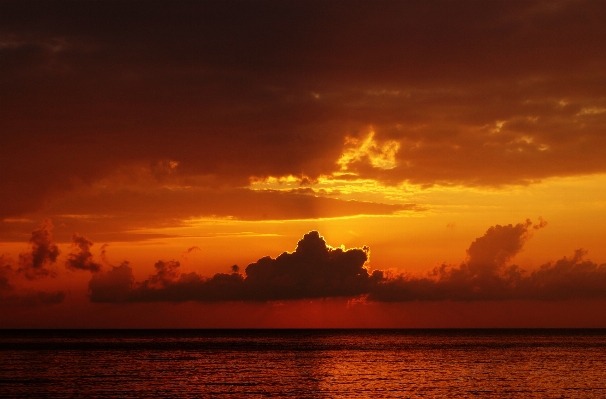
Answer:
89;231;380;302
87;219;606;303
4;218;604;304
17;219;60;279
65;233;102;272
369;219;606;301
0;254;65;307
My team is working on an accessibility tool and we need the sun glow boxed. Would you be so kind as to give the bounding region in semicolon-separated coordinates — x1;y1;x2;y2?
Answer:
337;130;400;171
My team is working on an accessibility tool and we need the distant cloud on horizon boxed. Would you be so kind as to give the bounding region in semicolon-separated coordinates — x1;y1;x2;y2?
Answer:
0;221;66;306
88;231;379;303
17;219;60;280
84;219;606;304
2;217;606;306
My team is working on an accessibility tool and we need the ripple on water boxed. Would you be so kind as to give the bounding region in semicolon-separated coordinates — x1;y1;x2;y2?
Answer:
0;329;605;398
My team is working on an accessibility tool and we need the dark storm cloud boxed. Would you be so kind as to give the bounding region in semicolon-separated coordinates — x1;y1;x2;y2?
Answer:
2;1;606;218
88;231;378;302
65;233;102;272
17;219;60;279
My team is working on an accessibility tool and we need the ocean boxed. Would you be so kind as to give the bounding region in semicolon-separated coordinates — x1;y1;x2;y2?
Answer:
1;329;605;398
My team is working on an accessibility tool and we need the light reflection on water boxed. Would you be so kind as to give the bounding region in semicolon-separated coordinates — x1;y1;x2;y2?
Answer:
1;330;605;398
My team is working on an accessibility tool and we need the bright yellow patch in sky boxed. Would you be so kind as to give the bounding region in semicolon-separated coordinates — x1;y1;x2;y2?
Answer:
337;130;400;171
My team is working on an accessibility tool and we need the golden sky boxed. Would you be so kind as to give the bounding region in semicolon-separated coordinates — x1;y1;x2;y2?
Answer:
2;0;606;327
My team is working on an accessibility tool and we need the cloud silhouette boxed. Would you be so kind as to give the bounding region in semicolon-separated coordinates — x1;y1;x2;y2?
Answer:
87;221;606;303
466;217;546;273
65;233;102;272
148;260;181;286
88;231;376;302
368;218;606;301
181;246;202;262
0;256;65;307
520;249;606;300
88;262;135;303
369;219;545;301
88;260;246;303
17;219;60;279
242;231;375;300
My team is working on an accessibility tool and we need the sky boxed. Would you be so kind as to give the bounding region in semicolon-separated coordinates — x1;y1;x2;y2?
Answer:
2;0;606;328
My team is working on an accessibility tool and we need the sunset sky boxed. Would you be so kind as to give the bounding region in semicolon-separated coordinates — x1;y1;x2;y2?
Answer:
2;0;606;328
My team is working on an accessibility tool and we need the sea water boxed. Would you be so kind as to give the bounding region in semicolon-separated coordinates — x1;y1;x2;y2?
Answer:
1;329;605;398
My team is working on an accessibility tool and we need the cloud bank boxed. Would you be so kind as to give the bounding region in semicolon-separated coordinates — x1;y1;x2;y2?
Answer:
370;219;606;301
89;231;379;302
87;220;606;303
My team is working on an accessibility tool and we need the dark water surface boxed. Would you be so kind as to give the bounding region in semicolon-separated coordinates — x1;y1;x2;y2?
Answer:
1;329;605;398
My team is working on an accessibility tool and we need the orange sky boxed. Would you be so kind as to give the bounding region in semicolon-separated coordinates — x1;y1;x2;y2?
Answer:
2;0;606;328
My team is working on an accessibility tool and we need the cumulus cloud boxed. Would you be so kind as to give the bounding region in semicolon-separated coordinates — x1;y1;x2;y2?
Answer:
17;219;60;279
368;218;606;301
88;262;135;303
522;249;606;300
242;231;375;300
0;255;65;307
465;217;546;274
369;246;606;302
148;260;181;286
88;231;377;302
369;220;544;301
88;260;246;303
87;221;606;303
65;233;102;272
